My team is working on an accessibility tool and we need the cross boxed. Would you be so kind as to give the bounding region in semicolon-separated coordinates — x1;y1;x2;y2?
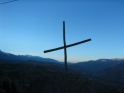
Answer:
44;21;91;93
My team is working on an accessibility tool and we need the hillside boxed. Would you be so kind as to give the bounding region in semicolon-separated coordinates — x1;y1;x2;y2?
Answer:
95;62;124;84
0;50;58;63
0;59;124;93
0;50;124;93
75;59;124;73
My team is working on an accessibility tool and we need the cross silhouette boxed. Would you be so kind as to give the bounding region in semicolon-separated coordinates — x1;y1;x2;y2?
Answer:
44;21;91;93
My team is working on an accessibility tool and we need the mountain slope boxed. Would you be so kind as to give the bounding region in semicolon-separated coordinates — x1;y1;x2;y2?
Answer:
0;50;58;63
0;59;124;93
95;62;124;84
75;59;124;73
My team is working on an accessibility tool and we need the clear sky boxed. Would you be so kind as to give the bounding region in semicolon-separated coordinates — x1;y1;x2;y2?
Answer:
0;0;124;63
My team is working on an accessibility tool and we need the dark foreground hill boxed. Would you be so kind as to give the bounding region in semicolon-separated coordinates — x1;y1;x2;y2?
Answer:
0;59;124;93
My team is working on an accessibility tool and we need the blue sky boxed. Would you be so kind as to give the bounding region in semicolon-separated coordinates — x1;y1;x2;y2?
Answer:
0;0;124;62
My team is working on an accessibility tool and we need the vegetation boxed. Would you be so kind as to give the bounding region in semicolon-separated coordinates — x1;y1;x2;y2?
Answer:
0;59;124;93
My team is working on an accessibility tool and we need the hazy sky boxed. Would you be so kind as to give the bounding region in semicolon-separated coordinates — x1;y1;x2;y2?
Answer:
0;0;124;62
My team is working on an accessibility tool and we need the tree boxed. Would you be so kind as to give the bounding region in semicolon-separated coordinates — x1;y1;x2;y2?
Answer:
11;81;17;93
2;80;11;93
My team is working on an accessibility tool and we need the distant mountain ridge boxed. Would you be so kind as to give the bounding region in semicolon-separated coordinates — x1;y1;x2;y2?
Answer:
75;59;124;84
95;62;124;83
0;50;59;63
0;50;124;85
0;59;124;93
74;59;124;73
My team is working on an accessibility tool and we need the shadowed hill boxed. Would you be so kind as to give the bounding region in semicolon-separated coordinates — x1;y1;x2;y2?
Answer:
0;59;124;93
75;59;124;73
95;62;124;84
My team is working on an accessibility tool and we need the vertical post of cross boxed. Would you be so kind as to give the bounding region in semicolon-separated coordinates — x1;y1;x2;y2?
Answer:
44;21;91;93
63;21;68;93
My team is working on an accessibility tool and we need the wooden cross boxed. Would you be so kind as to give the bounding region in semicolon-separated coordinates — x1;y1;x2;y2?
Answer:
44;21;91;93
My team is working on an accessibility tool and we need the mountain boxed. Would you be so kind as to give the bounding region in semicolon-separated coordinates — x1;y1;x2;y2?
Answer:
0;50;124;84
0;59;124;93
75;59;124;73
0;50;58;63
95;62;124;84
73;59;124;84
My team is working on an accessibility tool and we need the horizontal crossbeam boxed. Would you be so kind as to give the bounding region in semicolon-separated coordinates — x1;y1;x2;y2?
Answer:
44;38;91;53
